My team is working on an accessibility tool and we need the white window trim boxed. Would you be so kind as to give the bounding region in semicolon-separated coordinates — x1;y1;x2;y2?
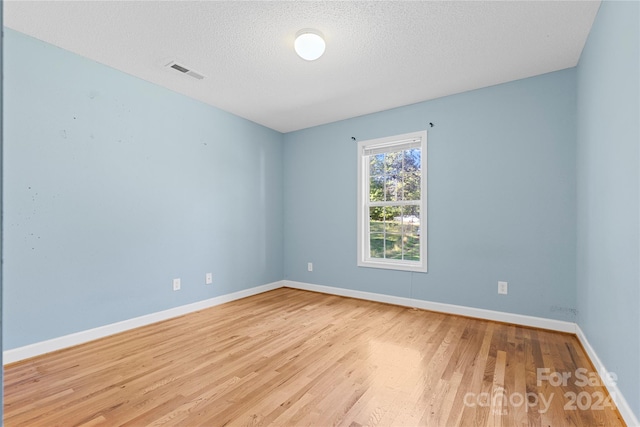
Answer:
357;130;427;273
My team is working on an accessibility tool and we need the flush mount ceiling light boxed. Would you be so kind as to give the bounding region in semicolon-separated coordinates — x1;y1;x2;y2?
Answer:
294;29;326;61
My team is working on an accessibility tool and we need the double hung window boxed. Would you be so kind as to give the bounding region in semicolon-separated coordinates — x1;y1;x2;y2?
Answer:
357;131;427;272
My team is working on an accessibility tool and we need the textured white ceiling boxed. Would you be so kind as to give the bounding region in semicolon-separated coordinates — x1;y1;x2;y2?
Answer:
4;1;600;133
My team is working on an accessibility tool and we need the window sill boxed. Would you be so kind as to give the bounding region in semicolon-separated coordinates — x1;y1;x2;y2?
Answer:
357;259;427;273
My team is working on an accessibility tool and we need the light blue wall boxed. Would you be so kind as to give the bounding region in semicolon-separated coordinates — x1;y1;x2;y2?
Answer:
284;69;577;321
3;29;284;349
1;0;4;418
576;0;640;419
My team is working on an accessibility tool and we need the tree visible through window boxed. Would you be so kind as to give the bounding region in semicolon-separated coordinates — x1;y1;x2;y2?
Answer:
357;131;427;272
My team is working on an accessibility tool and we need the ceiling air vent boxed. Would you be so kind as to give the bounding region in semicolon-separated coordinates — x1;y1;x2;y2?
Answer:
165;61;205;80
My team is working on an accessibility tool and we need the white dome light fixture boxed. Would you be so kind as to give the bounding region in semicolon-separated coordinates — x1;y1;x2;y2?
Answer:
294;29;326;61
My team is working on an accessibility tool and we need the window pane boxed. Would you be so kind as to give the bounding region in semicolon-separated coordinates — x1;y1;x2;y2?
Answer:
401;148;420;201
401;206;420;261
403;234;420;261
384;151;402;201
370;233;384;258
404;148;420;172
368;149;421;202
383;151;402;178
368;205;421;262
369;208;384;230
384;175;397;201
384;234;404;259
370;154;384;176
369;176;384;201
400;171;420;201
386;216;401;233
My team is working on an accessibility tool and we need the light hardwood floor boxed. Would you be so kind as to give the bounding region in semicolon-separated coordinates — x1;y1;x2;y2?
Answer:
4;287;625;426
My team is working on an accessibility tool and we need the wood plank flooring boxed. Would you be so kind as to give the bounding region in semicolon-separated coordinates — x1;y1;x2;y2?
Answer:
4;287;625;426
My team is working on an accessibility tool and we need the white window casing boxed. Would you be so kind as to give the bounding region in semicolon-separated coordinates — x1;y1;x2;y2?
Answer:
357;130;427;273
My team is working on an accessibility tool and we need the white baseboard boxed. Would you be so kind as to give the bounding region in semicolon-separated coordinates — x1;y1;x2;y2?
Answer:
3;280;284;365
2;279;574;364
575;325;640;427
5;279;637;427
283;280;577;333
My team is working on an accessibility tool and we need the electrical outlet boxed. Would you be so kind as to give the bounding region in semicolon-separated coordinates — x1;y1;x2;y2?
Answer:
205;273;213;285
307;262;313;272
173;278;181;291
498;281;508;295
